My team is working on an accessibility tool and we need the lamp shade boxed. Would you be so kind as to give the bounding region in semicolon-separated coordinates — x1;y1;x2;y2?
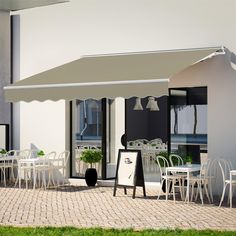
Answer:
150;100;160;111
133;98;143;110
146;97;155;109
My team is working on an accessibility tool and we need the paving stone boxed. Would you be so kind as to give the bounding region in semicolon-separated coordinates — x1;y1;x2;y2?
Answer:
0;185;235;230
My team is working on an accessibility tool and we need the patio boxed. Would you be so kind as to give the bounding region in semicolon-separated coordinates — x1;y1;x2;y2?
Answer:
0;183;235;230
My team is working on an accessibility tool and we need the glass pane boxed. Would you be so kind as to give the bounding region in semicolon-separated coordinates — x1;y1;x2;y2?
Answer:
170;88;207;164
72;99;102;178
125;96;168;182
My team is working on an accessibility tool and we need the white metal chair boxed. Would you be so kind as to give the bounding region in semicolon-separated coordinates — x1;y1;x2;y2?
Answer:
155;155;183;202
51;150;70;186
219;159;236;207
189;159;211;204
169;154;184;167
35;151;56;189
6;150;20;181
0;154;12;186
169;154;187;198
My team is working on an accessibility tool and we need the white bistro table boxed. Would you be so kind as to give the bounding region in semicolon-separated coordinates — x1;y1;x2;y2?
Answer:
165;164;201;203
230;170;236;208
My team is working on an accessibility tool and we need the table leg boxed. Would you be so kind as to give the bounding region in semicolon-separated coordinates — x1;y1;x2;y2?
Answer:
165;169;168;201
185;171;190;203
18;163;21;189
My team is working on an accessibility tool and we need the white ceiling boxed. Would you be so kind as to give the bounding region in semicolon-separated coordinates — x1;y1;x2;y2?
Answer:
0;0;69;11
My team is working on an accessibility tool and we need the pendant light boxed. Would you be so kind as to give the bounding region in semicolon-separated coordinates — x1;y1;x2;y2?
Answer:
150;100;160;111
146;96;155;109
133;97;143;110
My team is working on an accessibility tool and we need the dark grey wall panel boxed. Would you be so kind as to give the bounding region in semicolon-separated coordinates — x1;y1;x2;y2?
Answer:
126;96;168;143
0;11;11;125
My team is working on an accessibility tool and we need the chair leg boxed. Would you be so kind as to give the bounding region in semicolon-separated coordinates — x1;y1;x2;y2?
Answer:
190;182;195;202
178;178;183;200
3;169;6;187
195;183;199;201
219;183;227;207
157;187;161;200
209;178;214;203
204;183;211;204
198;182;204;205
51;169;56;186
172;180;176;202
25;171;28;189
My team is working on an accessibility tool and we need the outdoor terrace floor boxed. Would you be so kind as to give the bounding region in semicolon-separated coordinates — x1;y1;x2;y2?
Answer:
0;184;235;230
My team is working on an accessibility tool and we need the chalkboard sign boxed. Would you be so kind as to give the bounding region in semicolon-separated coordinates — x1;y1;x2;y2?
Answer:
113;149;146;199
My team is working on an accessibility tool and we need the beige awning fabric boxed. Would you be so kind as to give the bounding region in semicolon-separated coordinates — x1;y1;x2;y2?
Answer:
0;0;69;11
4;47;222;102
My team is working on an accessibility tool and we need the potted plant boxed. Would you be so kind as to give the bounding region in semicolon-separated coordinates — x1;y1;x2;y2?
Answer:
37;150;45;157
0;149;7;157
80;149;103;186
184;155;192;165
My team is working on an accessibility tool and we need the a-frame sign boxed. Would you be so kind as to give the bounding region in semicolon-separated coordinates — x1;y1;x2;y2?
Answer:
113;149;146;199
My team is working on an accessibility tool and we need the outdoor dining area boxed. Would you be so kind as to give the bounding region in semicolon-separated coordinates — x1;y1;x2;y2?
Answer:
154;153;236;208
0;149;70;190
125;138;236;208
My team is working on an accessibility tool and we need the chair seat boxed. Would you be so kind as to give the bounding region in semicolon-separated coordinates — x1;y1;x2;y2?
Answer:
171;173;187;178
0;163;12;168
225;179;236;184
162;175;182;180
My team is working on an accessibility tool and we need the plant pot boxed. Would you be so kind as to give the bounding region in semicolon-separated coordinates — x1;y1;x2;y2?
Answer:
85;168;97;186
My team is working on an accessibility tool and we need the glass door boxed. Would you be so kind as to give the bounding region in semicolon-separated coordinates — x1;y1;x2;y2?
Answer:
71;99;103;178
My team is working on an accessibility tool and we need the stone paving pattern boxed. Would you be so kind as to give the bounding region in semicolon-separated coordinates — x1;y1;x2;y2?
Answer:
0;185;235;230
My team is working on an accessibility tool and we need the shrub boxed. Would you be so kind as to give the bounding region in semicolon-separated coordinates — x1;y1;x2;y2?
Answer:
80;149;103;168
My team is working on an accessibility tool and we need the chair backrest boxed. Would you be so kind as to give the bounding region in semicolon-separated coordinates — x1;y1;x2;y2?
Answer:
45;151;57;160
169;154;183;166
58;150;70;167
218;159;232;182
155;155;169;177
7;150;19;156
20;149;31;159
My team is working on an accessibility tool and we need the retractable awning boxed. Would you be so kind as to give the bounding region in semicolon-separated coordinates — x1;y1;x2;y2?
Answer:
4;47;222;102
0;0;69;11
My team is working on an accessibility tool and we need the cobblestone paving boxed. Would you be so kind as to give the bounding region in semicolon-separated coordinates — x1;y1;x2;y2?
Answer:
0;185;235;230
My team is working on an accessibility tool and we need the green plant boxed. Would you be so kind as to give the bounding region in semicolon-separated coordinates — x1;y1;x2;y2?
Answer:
80;149;103;168
0;149;7;155
156;151;169;167
37;150;45;157
158;151;169;159
184;155;192;164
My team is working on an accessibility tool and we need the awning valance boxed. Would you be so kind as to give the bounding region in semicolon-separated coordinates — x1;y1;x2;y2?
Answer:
4;47;222;102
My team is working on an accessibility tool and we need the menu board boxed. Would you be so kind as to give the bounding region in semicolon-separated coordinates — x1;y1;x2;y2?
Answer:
117;151;138;186
113;149;146;199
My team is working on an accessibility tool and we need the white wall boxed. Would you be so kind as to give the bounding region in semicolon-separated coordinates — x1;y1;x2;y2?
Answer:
170;54;236;194
14;0;236;185
19;101;66;153
109;98;125;178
